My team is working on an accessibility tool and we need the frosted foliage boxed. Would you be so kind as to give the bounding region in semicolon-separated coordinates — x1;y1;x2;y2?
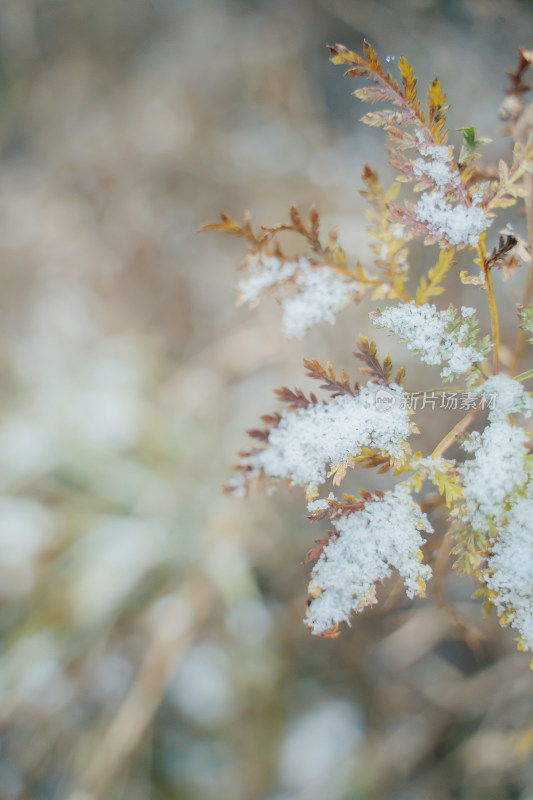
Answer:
486;489;533;648
467;377;533;647
307;494;334;513
237;253;357;339
247;383;410;491
460;420;529;530
413;144;459;190
306;486;432;634
414;191;491;246
477;374;533;421
374;302;487;378
281;265;352;339
237;254;298;302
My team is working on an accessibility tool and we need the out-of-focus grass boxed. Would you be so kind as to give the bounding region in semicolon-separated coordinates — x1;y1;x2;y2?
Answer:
0;2;531;799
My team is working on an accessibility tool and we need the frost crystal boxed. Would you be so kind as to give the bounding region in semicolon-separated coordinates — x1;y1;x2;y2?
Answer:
413;144;459;190
476;373;533;421
485;487;533;649
373;302;489;379
242;383;411;492
237;253;357;339
237;254;299;303
307;494;334;513
459;420;529;531
463;378;533;649
281;264;353;339
306;485;433;634
414;191;492;247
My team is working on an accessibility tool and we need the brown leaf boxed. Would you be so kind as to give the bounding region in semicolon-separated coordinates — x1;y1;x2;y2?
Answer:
303;532;339;564
506;46;532;97
309;206;320;237
200;212;259;245
274;386;318;409
246;428;270;442
260;412;282;427
303;358;359;397
353;336;393;383
486;233;518;269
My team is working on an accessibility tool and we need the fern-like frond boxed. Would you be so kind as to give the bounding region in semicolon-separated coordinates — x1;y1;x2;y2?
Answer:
360;166;412;301
399;56;421;116
274;386;319;409
416;248;456;303
200;211;265;246
353;336;401;384
427;78;449;144
328;41;449;150
303;359;360;397
203;206;371;337
308;490;383;523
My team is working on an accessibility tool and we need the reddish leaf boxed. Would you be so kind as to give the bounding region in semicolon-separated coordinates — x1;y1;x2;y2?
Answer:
274;386;318;409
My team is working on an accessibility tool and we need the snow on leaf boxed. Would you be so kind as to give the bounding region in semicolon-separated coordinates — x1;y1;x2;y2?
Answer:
228;379;413;496
413;191;492;248
305;485;433;635
372;302;490;381
484;486;533;649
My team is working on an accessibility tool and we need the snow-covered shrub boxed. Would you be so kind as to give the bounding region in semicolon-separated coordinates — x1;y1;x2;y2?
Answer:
204;43;533;661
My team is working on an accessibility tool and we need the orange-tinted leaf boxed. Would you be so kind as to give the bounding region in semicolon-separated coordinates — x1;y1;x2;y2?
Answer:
303;358;359;397
200;212;258;244
427;78;449;143
353;336;395;384
398;55;422;118
274;386;318;409
316;624;342;639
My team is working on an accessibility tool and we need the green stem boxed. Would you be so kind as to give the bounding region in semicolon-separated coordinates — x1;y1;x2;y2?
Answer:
431;405;482;459
515;368;533;381
479;238;500;375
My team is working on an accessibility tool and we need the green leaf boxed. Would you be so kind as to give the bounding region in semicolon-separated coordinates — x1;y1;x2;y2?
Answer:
458;125;492;165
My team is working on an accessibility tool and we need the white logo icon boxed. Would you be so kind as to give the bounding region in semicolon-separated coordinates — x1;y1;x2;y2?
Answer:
375;388;396;411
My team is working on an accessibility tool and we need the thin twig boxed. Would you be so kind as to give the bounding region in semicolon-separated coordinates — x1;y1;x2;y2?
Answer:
431;404;483;459
65;571;215;800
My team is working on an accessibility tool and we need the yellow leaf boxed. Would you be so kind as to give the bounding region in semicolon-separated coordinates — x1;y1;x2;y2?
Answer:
427;77;449;143
460;270;484;287
306;485;318;503
398;55;422;117
416;248;455;303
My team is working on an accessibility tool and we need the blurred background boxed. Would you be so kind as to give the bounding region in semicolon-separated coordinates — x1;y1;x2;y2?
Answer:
0;0;532;798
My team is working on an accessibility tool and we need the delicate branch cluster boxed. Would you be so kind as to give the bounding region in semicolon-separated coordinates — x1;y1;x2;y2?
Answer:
412;190;491;247
202;207;364;339
372;302;491;382
453;375;533;647
226;346;412;500
205;42;533;664
237;253;359;339
306;485;432;637
484;483;533;649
